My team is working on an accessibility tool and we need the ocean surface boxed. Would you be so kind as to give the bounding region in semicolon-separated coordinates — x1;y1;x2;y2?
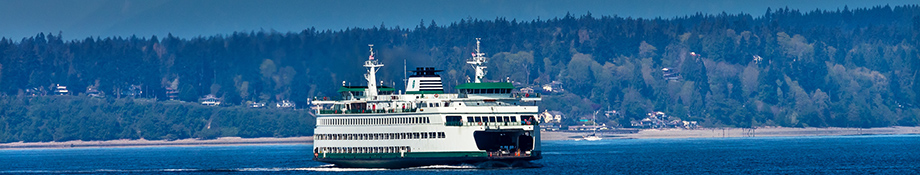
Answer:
2;135;919;174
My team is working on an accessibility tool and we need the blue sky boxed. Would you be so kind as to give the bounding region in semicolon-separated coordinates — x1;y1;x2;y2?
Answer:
0;0;916;40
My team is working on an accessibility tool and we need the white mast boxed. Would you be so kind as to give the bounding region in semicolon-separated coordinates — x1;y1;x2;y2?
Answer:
403;57;407;93
364;44;383;97
466;38;487;83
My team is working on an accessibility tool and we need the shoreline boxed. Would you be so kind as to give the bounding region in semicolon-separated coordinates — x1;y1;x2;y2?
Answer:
0;136;313;150
540;126;920;140
3;126;920;150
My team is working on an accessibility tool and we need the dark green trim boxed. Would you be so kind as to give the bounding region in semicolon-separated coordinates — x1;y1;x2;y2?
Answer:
455;82;513;89
318;151;488;159
314;150;543;168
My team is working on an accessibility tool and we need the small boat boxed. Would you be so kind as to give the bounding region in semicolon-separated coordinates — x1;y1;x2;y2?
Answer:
579;110;603;141
583;133;602;141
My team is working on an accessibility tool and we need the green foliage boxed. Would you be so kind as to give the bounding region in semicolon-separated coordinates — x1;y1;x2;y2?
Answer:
0;5;918;142
0;95;314;143
489;51;534;84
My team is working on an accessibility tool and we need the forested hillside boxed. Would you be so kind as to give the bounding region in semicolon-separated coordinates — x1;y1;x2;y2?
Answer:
0;96;313;143
1;5;919;142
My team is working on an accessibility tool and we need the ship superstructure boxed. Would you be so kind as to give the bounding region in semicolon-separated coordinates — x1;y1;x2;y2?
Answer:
311;39;542;168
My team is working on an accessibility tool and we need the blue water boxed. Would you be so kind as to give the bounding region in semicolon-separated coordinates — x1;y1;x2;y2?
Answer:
2;135;919;174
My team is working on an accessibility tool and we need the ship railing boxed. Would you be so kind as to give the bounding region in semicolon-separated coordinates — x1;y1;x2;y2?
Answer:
511;93;541;98
465;121;536;127
318;108;418;114
445;121;463;126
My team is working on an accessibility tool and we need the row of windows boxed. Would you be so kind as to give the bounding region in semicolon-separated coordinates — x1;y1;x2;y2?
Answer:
421;102;450;107
321;117;430;126
462;89;512;94
468;116;518;123
315;146;411;154
315;132;446;140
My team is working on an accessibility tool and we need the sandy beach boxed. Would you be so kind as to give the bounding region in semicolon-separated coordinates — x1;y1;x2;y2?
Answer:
3;126;919;149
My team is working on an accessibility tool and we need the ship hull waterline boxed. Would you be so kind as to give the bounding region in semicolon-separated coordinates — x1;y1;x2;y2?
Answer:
313;151;542;168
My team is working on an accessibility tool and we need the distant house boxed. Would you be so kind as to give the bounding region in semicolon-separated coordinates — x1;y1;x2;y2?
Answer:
248;101;266;108
276;100;295;108
26;87;46;96
662;68;679;80
166;87;179;100
538;110;564;123
519;87;534;94
604;110;620;118
86;86;103;98
541;81;564;93
201;94;221;106
54;84;69;96
632;111;698;129
120;84;143;98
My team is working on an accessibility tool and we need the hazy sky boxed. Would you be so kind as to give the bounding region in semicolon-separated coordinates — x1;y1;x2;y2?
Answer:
1;0;916;40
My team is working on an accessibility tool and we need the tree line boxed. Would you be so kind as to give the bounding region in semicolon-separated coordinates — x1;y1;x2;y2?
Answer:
1;5;919;143
0;95;313;143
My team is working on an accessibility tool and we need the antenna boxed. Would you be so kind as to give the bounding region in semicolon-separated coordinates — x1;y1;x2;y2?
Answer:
403;57;407;92
466;38;487;83
364;44;384;97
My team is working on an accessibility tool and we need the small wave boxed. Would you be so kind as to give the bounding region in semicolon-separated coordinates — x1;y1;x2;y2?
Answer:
232;167;299;172
294;165;387;172
161;168;203;172
0;170;56;174
542;151;622;155
2;164;487;174
409;164;479;169
294;167;388;172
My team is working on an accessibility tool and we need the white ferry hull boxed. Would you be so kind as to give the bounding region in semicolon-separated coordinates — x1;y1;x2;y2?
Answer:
312;112;542;168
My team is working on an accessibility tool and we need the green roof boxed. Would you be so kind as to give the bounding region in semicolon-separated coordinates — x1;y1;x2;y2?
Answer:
455;82;514;89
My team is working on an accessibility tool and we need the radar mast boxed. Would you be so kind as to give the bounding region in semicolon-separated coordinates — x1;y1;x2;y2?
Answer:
364;44;383;97
466;38;487;83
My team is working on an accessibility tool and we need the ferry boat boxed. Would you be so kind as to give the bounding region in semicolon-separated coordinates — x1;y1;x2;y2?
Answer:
311;39;542;168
